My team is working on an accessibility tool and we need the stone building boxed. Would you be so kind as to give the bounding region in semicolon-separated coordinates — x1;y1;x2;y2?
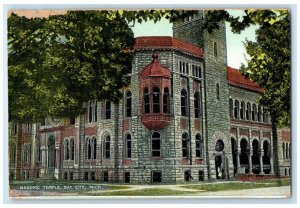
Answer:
9;11;291;183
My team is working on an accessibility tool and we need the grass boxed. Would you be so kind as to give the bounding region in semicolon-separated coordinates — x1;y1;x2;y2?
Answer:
181;178;290;192
83;188;193;196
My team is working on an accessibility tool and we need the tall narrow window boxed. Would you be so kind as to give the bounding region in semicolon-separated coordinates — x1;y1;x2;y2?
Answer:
152;87;160;113
65;140;70;160
240;101;245;119
246;102;251;120
163;88;169;114
152;132;161;157
234;100;239;119
195;66;199;77
105;134;111;159
182;133;188;158
179;61;182;73
126;133;132;158
144;88;150;114
181;89;188;116
105;101;111;119
213;42;218;58
92;137;97;159
70;138;74;160
194;92;200;118
126;91;132;117
216;83;220;99
258;106;262;122
229;99;233;118
252;104;257;121
195;134;202;158
192;65;195;76
94;101;97;122
89;101;93;123
199;67;202;78
186;63;189;74
87;138;92;159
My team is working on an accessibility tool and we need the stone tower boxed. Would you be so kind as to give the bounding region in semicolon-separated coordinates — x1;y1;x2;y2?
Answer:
173;11;233;180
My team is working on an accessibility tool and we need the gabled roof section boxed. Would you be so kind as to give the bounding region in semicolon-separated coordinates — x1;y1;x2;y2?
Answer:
227;66;263;93
134;36;204;58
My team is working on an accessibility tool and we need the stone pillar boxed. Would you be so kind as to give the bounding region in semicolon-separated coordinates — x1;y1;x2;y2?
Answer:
236;128;240;172
31;124;36;168
248;130;252;174
259;148;264;174
40;146;47;176
55;146;60;179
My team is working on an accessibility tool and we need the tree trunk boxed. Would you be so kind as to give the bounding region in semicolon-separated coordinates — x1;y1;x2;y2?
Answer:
271;116;280;176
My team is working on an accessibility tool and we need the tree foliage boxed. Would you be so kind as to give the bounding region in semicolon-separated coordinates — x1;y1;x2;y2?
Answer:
8;10;197;123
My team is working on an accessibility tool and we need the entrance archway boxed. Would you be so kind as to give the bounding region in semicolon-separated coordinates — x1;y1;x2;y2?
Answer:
240;138;249;174
263;140;271;174
252;139;260;174
214;140;226;180
48;135;56;174
231;138;237;175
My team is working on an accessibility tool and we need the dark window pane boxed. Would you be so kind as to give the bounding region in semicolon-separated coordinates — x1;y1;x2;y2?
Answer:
153;87;160;113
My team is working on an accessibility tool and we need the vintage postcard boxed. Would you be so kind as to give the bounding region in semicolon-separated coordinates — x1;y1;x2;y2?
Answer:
7;8;291;199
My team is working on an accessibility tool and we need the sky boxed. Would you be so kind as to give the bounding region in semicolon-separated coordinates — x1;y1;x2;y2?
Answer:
131;10;258;69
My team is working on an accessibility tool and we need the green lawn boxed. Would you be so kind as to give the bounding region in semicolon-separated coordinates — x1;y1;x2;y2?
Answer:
83;188;193;196
181;178;290;192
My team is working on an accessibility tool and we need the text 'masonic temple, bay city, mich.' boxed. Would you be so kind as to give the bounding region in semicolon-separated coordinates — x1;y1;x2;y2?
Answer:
9;11;291;184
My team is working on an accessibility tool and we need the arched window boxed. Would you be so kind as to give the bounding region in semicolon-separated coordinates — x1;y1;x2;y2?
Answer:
182;133;188;158
240;101;245;119
144;88;150;114
70;138;74;160
94;101;97;122
152;87;160;113
246;102;251;120
215;140;225;152
257;106;262;122
163;88;169;114
216;83;220;99
213;42;218;58
105;101;111;119
252;104;257;121
105;134;111;159
194;92;200;118
125;91;132;117
92;137;97;159
152;132;161;157
88;101;93;123
181;89;188;116
126;133;132;158
234;100;239;119
229;99;233;118
282;142;285;159
195;134;202;158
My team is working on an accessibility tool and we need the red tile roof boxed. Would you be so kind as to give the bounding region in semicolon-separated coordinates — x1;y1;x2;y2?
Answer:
227;66;263;93
140;53;170;78
134;36;204;58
